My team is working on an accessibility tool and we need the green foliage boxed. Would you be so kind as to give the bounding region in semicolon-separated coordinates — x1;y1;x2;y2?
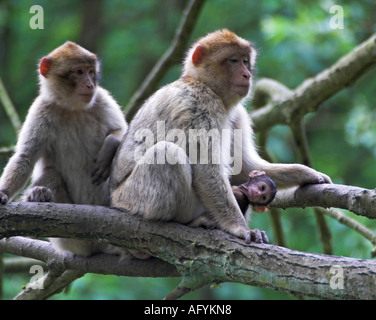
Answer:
1;0;376;299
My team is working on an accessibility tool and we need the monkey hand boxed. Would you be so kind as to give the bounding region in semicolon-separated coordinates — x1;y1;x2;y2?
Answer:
0;190;8;204
91;154;111;185
249;170;266;179
231;225;269;244
251;228;269;244
309;170;332;185
26;186;53;202
92;134;121;185
91;139;118;185
252;205;269;213
295;165;332;186
91;158;111;185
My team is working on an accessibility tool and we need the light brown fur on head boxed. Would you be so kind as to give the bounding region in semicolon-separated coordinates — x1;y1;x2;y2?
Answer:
38;41;100;110
183;29;254;75
195;29;250;53
182;29;257;108
40;41;100;78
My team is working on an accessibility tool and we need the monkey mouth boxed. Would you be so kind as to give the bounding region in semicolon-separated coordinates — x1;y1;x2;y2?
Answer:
235;84;250;89
234;84;250;96
79;94;94;102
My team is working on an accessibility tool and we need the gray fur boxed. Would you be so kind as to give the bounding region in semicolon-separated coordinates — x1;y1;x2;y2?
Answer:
0;44;128;256
111;30;331;245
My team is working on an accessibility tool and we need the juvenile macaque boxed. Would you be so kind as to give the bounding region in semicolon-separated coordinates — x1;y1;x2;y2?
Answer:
232;170;277;214
110;29;331;245
0;41;127;257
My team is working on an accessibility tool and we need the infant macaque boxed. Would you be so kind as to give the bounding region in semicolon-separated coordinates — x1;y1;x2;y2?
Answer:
232;171;277;214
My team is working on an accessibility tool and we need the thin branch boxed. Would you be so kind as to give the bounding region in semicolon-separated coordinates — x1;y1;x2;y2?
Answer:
14;269;83;300
0;237;179;278
257;131;287;247
271;183;376;219
0;146;15;157
0;76;21;131
251;34;376;130
289;119;333;255
124;0;207;122
164;274;209;300
3;257;46;273
316;207;376;252
2;236;178;299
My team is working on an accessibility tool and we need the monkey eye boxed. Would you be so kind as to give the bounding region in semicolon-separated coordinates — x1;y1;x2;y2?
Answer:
76;69;84;75
228;57;239;63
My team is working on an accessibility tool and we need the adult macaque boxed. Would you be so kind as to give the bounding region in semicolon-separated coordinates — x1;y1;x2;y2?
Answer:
232;170;277;214
0;41;127;257
111;29;331;244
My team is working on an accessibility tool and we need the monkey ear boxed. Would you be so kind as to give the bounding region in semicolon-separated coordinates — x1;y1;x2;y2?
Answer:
192;45;206;66
40;57;52;78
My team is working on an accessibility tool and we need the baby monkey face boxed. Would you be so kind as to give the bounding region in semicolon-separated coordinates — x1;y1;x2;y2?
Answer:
247;180;273;205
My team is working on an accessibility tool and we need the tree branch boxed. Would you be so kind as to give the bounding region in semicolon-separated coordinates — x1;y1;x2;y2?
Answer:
289;119;332;254
124;0;206;122
271;183;376;219
0;76;21;131
250;34;376;130
1;200;376;299
0;236;178;279
3;257;46;273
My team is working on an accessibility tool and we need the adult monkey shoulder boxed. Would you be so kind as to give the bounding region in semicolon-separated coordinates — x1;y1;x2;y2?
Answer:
110;29;331;245
0;41;128;257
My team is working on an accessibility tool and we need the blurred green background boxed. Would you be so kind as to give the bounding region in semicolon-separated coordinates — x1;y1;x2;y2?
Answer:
1;0;376;299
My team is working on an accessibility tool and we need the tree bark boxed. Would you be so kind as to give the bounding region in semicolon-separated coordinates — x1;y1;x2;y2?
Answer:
1;200;376;299
271;183;376;219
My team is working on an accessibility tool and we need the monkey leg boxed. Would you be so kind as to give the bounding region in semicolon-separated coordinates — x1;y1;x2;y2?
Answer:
23;166;111;257
22;166;72;203
112;141;201;223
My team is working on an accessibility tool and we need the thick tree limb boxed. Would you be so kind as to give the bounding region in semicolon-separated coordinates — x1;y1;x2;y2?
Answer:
124;0;206;121
251;34;376;130
1;200;376;299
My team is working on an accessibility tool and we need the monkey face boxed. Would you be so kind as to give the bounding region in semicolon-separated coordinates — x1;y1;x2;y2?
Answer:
247;180;273;205
38;41;100;108
185;29;256;108
226;51;252;97
69;64;97;103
